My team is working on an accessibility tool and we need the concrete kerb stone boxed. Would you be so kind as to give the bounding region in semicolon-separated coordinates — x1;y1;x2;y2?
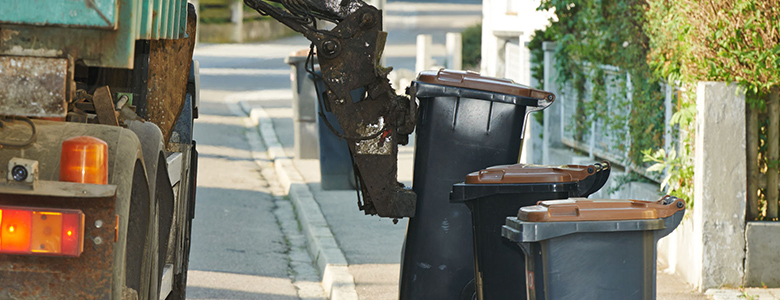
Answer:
240;101;359;300
705;289;745;300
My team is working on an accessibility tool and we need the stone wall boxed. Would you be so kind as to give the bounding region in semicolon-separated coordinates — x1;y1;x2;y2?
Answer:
693;82;746;289
745;222;780;287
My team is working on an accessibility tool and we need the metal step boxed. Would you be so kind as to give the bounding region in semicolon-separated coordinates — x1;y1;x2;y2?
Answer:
166;152;183;186
159;264;174;300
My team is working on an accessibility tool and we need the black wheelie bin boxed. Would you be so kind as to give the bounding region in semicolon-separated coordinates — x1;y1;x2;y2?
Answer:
399;69;555;300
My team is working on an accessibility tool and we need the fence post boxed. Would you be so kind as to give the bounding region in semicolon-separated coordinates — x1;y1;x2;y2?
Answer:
445;33;462;70
520;39;540;164
416;34;433;74
747;103;759;220
230;0;243;43
625;72;633;164
588;122;596;159
663;82;674;180
693;82;746;289
542;42;562;165
768;87;780;219
664;82;673;154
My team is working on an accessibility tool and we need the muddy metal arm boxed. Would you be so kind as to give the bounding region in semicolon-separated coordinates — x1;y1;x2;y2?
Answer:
245;0;417;218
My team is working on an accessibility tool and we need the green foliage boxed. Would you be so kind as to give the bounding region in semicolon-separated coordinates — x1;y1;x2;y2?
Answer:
537;0;665;165
643;147;694;207
528;28;559;89
645;0;780;206
647;0;780;95
461;23;482;69
739;290;758;300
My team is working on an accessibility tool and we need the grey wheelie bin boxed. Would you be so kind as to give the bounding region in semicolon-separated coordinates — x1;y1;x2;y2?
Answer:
285;49;319;159
502;196;686;300
450;162;611;300
399;69;556;300
286;50;355;189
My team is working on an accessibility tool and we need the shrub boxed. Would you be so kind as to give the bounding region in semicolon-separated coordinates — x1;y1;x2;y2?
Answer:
461;23;482;69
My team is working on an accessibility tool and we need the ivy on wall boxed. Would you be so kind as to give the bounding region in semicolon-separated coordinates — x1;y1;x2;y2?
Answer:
532;0;666;166
531;0;780;208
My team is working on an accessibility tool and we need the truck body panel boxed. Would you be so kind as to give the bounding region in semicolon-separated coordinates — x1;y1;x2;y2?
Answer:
0;1;199;299
0;0;188;68
1;0;119;29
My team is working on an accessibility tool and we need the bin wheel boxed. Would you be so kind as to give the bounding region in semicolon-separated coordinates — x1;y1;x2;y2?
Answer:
460;279;476;300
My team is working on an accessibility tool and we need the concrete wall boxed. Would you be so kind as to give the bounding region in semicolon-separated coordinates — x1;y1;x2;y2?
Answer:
693;82;746;289
745;222;780;287
658;216;700;285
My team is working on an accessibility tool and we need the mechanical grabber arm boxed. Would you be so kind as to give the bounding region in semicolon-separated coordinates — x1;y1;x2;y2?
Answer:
245;0;417;218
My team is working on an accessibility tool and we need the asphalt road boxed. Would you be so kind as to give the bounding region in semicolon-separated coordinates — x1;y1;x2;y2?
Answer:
186;88;301;299
186;36;324;300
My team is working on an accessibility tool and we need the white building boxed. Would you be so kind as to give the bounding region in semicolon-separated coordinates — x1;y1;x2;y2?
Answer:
480;0;552;86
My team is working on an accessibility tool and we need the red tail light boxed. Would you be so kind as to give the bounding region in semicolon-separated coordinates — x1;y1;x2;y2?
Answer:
0;206;84;257
1;209;32;252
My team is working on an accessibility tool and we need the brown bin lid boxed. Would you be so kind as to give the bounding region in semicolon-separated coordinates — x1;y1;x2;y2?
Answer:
464;164;598;184
517;197;686;222
416;69;555;101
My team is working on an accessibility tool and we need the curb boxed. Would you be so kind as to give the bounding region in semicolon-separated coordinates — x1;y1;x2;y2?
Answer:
240;101;359;300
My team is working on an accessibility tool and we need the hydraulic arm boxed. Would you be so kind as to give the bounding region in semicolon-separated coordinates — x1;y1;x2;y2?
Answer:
244;0;417;218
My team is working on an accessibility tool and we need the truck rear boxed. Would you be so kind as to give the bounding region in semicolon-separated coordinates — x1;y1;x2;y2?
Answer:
0;1;199;299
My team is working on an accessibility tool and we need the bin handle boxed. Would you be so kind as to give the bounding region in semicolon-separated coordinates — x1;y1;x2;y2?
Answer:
521;95;554;137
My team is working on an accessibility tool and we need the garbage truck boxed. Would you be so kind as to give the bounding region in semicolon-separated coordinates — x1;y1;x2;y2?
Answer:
0;1;199;299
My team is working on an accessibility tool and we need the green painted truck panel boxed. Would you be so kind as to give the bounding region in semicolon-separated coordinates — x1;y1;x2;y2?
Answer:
0;0;188;68
0;0;119;29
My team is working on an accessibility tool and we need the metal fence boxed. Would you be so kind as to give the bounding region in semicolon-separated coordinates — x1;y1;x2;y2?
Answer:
555;63;678;182
560;65;633;165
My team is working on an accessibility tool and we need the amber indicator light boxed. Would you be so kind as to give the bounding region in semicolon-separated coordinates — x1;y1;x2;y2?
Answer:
60;136;108;185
